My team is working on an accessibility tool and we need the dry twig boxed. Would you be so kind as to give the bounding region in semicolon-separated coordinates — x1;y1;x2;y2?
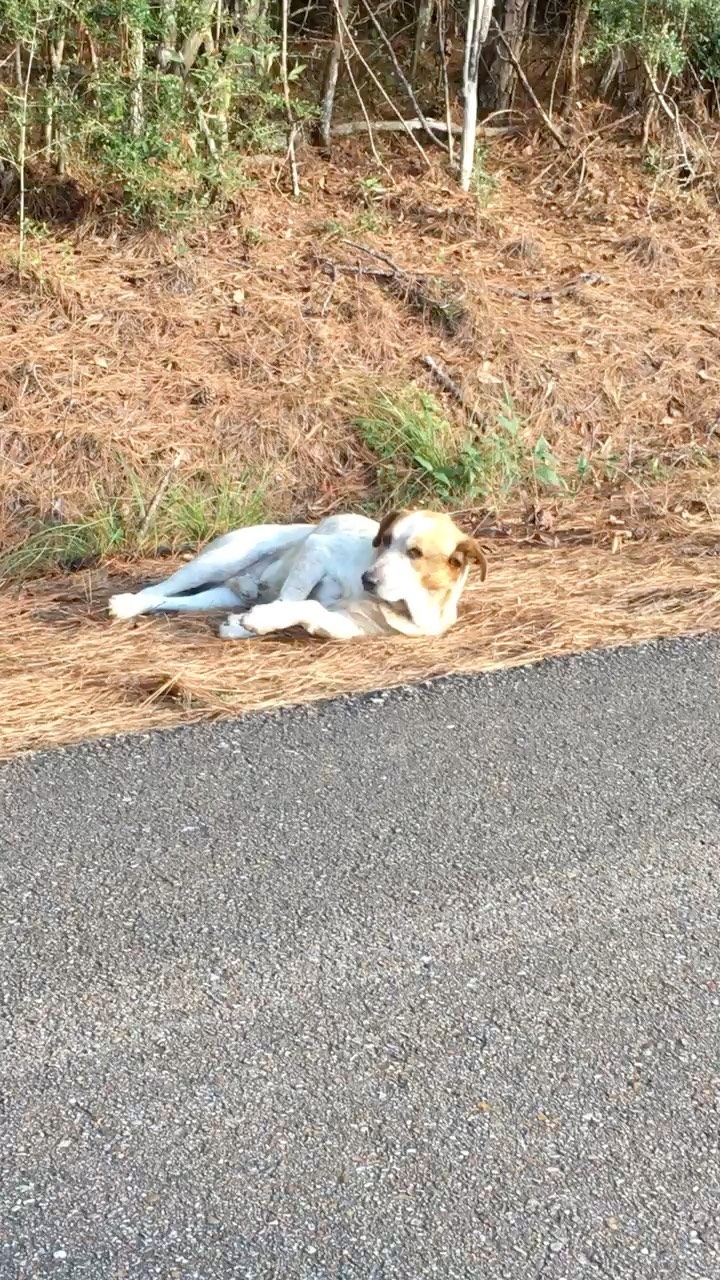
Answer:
138;451;186;541
421;355;484;427
490;271;604;301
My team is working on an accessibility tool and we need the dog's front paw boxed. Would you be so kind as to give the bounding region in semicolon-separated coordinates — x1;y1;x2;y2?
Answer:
217;614;254;640
109;592;142;620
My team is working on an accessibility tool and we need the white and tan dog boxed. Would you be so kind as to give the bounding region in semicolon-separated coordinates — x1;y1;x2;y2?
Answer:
109;508;487;640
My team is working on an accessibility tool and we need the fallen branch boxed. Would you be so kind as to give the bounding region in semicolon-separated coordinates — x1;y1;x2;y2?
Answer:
339;238;404;273
490;18;568;150
421;355;484;427
319;261;397;282
316;247;466;334
329;118;519;139
490;271;604;301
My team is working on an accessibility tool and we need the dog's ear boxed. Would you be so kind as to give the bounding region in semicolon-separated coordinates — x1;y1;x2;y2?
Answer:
373;509;407;548
449;537;488;581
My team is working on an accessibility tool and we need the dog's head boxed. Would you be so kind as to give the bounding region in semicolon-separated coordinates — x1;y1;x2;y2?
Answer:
362;509;487;613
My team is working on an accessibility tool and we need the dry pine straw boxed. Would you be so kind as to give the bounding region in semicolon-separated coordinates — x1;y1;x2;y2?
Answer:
2;139;720;538
3;537;720;759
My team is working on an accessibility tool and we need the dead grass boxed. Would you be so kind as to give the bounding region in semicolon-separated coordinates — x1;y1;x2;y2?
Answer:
2;132;720;755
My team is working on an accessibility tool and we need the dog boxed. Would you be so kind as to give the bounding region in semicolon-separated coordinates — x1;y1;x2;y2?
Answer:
108;508;487;641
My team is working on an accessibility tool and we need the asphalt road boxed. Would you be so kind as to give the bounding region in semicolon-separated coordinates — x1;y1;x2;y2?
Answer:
2;636;720;1280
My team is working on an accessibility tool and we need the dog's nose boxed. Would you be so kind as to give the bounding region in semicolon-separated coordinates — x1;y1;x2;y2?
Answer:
362;571;377;593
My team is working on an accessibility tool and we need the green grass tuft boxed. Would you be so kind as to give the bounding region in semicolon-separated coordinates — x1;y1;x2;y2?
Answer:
0;469;268;583
356;388;568;507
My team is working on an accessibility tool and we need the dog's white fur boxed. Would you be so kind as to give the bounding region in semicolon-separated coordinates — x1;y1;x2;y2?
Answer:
108;510;486;641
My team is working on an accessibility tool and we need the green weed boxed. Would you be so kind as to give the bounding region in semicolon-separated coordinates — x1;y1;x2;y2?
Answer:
472;146;499;207
356;389;567;507
0;507;125;581
0;469;268;583
151;472;269;547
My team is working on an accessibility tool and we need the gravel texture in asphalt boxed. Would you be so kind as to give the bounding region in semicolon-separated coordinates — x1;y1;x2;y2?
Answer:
2;635;720;1279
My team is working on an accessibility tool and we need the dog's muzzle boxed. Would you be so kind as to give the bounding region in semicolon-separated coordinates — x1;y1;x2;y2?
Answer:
362;571;378;594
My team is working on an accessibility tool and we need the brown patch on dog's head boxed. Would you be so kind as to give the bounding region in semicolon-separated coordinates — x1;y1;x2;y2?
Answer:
366;510;488;618
372;509;409;548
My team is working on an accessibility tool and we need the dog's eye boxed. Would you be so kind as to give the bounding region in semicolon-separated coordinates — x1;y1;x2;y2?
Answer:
382;534;392;548
407;546;422;560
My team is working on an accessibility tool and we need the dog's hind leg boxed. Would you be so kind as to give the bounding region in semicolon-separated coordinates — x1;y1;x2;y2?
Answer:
275;538;330;603
108;523;310;620
110;585;243;619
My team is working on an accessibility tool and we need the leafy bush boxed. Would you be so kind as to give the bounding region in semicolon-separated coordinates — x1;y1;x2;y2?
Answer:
0;0;313;224
588;0;720;80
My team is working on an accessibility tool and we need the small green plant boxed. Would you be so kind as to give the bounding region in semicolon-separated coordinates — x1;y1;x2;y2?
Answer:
356;390;480;505
357;175;387;205
472;146;498;207
354;210;384;234
0;507;126;581
642;142;673;180
532;434;566;490
357;389;567;507
313;218;346;239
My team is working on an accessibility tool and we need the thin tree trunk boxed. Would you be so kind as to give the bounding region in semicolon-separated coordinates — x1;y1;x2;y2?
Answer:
18;29;37;274
215;74;230;151
599;46;623;99
437;0;454;166
411;0;434;81
460;0;493;189
480;0;529;111
563;0;591;114
196;103;218;155
319;0;350;146
280;0;300;195
46;32;65;171
126;22;145;136
246;0;269;20
158;0;177;68
181;24;215;75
